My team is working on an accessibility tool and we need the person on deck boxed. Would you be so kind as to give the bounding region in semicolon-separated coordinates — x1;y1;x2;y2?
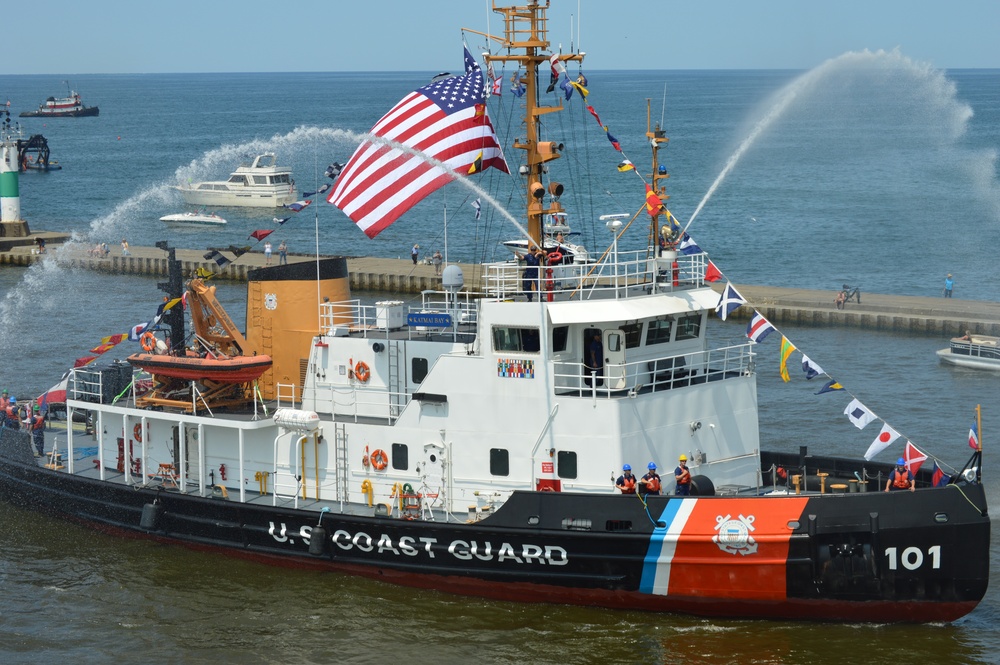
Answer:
522;246;540;302
30;405;45;456
674;454;692;495
639;462;661;495
885;458;915;492
615;464;636;494
4;397;20;429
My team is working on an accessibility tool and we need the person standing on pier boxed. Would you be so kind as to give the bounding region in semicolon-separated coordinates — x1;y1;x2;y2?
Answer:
264;241;273;266
121;238;130;256
432;250;443;276
278;241;288;266
411;244;420;265
943;273;954;298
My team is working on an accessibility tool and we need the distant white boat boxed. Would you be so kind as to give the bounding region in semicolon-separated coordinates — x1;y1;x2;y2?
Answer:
937;333;1000;371
175;153;296;208
159;211;227;226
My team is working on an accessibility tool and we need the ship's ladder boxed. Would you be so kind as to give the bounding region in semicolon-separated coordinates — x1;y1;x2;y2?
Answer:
387;340;405;418
334;422;348;503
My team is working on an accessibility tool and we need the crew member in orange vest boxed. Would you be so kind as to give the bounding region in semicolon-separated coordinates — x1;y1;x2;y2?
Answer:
884;458;915;492
674;454;692;495
639;462;662;495
4;397;20;429
615;464;636;494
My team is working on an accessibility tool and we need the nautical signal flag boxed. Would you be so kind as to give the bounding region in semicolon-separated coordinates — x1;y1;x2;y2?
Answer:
227;245;251;258
471;198;481;220
904;441;928;474
815;380;844;395
606;129;621;151
645;184;664;217
203;250;232;269
468;151;484;174
617;160;634;172
932;461;951;487
249;229;275;242
845;398;876;430
801;354;823;380
779;336;796;382
704;261;722;283
715;282;746;321
324;162;343;179
969;419;980;450
282;199;312;212
678;233;702;255
301;185;330;198
864;422;900;460
746;312;775;344
329;46;509;239
586;105;602;128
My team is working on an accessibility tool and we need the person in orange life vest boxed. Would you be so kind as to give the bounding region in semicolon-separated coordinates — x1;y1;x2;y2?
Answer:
639;462;662;495
4;397;20;429
615;464;637;494
674;454;692;496
885;457;915;492
0;389;8;410
30;405;45;456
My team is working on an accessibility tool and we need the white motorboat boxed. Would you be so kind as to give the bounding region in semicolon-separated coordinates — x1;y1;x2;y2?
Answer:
937;333;1000;370
175;153;296;208
159;211;227;226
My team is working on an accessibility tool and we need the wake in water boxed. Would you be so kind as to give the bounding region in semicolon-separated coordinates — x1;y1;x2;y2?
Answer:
0;125;524;356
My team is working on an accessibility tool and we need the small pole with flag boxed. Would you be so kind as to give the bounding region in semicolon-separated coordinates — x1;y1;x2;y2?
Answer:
971;404;982;452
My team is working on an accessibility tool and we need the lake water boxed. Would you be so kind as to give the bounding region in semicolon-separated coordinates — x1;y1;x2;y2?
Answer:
0;61;998;663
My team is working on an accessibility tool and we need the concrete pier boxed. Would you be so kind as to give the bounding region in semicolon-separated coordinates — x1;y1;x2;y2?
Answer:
1;238;997;337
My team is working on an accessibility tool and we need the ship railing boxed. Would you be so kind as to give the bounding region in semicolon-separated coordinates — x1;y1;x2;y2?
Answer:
275;382;297;409
481;251;710;301
310;379;408;425
319;297;479;340
552;343;755;397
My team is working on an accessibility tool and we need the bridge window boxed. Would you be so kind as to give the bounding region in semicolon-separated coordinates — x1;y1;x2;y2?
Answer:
552;326;568;352
646;318;673;345
675;314;702;341
622;323;642;349
492;326;540;353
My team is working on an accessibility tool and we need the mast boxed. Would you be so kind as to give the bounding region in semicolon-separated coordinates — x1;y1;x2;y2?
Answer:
469;1;584;246
646;99;671;252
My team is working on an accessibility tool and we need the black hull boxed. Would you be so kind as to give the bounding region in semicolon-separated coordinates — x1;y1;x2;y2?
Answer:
0;428;987;623
19;106;99;118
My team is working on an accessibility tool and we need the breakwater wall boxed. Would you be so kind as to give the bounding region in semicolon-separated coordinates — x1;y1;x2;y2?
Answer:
2;244;998;337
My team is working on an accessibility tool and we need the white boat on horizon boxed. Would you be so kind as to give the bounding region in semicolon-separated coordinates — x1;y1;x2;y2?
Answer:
936;333;1000;370
159;211;227;226
175;153;296;208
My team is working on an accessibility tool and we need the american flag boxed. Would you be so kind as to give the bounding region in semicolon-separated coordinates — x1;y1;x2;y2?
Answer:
329;47;508;238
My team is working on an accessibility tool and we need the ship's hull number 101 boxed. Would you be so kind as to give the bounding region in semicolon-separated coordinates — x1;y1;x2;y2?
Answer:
884;545;941;571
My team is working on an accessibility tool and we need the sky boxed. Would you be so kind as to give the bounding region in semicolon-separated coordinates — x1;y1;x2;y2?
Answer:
4;0;999;75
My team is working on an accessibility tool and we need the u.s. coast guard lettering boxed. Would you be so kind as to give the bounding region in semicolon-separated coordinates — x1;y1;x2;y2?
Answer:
269;523;569;565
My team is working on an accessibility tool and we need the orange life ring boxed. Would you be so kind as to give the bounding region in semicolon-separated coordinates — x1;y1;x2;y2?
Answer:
133;423;143;442
140;331;156;353
355;361;370;383
547;251;563;265
370;449;388;471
